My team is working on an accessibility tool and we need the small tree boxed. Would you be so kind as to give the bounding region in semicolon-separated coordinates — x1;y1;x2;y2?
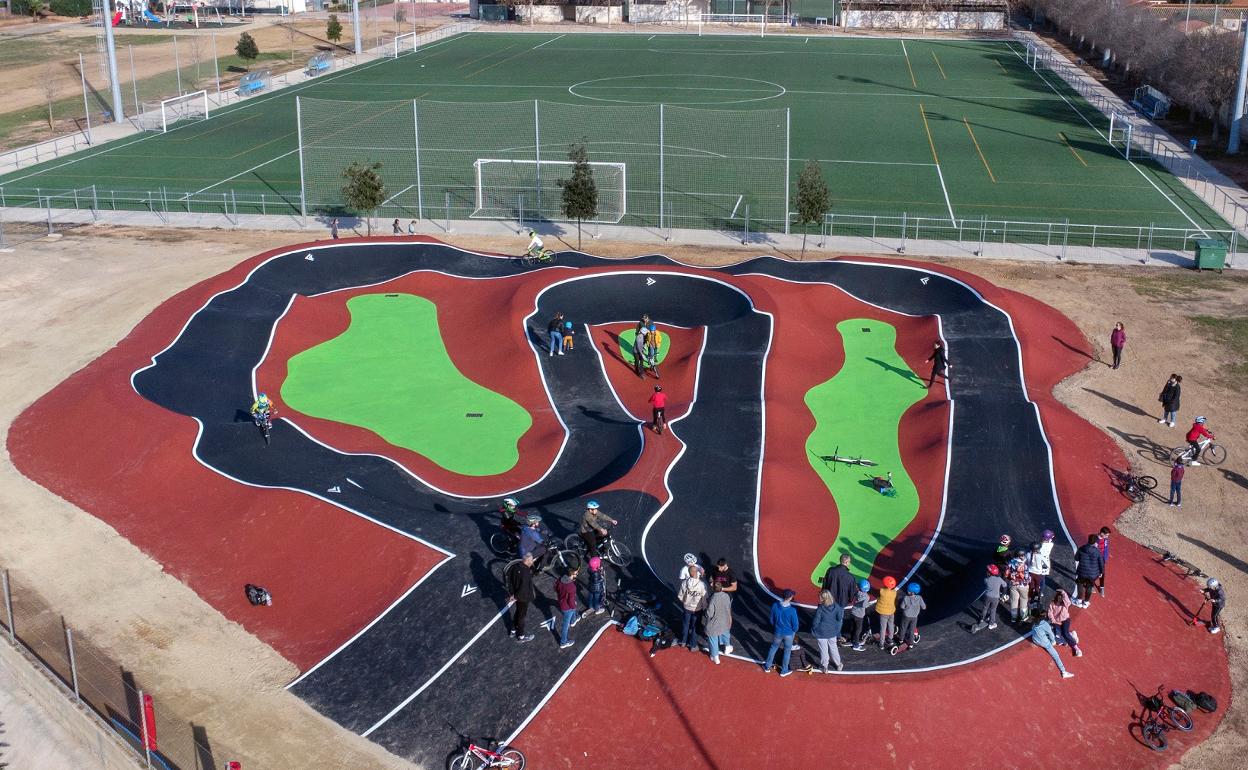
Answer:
794;160;829;259
327;14;343;43
393;4;406;26
235;31;260;62
559;139;598;250
341;161;386;236
41;62;60;131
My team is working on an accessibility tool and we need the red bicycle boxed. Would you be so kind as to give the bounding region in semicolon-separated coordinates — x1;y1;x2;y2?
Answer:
451;740;526;769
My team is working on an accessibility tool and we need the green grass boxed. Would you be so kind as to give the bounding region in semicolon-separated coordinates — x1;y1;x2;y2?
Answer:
804;319;926;585
0;33;174;70
1191;316;1248;389
1129;271;1248;301
0;30;1232;244
281;293;532;476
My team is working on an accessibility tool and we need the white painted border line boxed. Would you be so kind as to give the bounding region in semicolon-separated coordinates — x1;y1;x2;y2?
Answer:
935;163;956;225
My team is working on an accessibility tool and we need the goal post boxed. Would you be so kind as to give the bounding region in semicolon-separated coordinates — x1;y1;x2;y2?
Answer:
473;159;627;223
394;31;418;58
140;90;210;132
1108;111;1135;160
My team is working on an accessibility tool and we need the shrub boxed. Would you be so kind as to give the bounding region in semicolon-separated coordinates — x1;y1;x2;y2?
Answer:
49;0;91;15
235;31;259;61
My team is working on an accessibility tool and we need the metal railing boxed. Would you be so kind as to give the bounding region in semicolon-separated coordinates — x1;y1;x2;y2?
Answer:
0;131;93;176
0;566;246;769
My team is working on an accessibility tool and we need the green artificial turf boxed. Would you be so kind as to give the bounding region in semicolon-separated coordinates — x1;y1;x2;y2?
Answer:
281;293;532;476
0;30;1231;247
804;318;926;585
616;327;671;367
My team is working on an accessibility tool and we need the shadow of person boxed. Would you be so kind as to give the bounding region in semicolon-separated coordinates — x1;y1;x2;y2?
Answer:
1219;467;1248;492
1142;575;1196;623
865;356;924;385
1051;334;1095;361
1081;388;1150;417
1175;532;1248;578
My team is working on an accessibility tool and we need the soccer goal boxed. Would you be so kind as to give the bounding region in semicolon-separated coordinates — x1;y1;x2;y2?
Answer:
394;31;418;58
1108;112;1136;160
472;159;626;223
699;13;767;36
140;90;209;132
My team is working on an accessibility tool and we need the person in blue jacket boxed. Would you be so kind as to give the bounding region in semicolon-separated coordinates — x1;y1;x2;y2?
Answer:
763;589;800;677
811;589;845;673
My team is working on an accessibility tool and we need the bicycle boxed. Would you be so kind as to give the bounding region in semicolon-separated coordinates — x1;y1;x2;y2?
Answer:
1120;471;1158;503
564;530;633;568
450;740;526;770
1150;547;1209;580
520;247;556;266
1137;686;1194;751
252;407;276;446
1169;436;1227;466
814;446;877;471
503;540;581;582
606;585;667;640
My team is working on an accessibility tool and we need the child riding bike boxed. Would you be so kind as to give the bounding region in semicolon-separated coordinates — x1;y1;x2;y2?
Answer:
523;230;554;263
1185;416;1215;465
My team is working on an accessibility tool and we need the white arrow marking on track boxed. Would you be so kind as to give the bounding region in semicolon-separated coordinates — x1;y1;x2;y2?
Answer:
461;584;478;597
327;485;341;493
646;277;656;286
920;276;930;285
541;616;557;630
304;254;315;261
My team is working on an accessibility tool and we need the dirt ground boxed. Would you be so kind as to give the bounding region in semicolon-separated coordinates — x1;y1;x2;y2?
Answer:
0;226;1245;768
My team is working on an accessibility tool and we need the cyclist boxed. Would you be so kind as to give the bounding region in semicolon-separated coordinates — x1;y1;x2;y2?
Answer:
524;229;546;260
250;392;273;420
579;500;618;558
1185;416;1215;466
518;513;548;568
499;497;523;542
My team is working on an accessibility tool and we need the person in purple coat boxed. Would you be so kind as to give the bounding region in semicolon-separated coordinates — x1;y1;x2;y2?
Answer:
1110;322;1126;369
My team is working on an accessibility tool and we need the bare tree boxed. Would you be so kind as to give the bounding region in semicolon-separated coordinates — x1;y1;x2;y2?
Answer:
186;34;204;91
41;62;61;131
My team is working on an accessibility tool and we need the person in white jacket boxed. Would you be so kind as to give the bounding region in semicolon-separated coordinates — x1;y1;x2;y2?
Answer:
677;565;708;652
1027;536;1053;608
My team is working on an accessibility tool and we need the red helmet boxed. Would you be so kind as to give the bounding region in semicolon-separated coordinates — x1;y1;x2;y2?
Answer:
987;564;1000;576
883;576;897;589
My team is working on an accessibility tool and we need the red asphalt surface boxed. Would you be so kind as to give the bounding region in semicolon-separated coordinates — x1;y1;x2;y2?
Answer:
7;240;1230;768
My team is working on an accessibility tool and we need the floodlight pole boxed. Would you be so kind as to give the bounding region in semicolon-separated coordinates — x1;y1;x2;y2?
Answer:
1228;25;1248;154
129;45;140;117
352;0;363;54
101;0;125;120
79;53;93;145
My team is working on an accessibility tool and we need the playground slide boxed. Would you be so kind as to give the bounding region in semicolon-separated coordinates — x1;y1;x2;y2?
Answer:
142;8;161;23
111;10;122;25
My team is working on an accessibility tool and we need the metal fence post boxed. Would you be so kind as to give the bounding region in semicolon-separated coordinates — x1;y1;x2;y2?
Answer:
2;570;13;641
518;194;524;231
413;99;424;220
1061;218;1069;260
899;212;907;254
742;204;749;245
0;209;6;250
445;191;452;233
659;104;665;231
46;205;53;236
64;625;80;702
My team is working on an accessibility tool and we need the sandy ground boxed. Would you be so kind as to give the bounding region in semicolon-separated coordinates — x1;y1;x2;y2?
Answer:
0;226;1245;768
0;649;109;770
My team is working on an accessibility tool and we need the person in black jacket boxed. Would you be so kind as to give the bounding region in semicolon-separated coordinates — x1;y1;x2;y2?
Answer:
1158;373;1181;428
1073;534;1105;609
925;341;948;390
508;554;537;642
821;554;857;608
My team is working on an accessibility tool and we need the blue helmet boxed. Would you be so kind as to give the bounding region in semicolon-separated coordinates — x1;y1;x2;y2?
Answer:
858;579;870;591
565;321;573;329
907;582;921;594
586;500;600;509
648;323;656;331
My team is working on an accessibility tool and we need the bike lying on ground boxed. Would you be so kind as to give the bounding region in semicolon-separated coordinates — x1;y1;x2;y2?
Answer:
1120;471;1158;503
1146;544;1209;580
607;585;667;640
814;446;878;471
564;530;633;568
1137;686;1194;751
451;740;526;769
1169;437;1227;466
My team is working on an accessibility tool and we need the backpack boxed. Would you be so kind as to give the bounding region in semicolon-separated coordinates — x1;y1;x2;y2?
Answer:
1169;690;1197;713
1190;691;1218;713
621;615;640;636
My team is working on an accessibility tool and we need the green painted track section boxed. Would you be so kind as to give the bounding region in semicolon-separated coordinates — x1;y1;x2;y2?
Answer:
617;328;671;367
0;31;1231;247
281;293;531;476
805;319;926;585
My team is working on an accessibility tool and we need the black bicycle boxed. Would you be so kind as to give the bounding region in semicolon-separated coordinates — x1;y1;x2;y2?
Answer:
1121;471;1158;503
564;530;633;568
606;585;666;639
489;528;519;559
503;540;581;582
253;408;275;446
1137;686;1194;751
1146;545;1208;580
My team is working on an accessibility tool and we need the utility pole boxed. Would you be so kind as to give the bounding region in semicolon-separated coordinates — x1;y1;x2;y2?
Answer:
101;0;124;120
352;0;363;54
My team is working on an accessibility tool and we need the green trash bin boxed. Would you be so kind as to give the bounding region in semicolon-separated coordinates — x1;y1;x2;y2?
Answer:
1194;239;1228;272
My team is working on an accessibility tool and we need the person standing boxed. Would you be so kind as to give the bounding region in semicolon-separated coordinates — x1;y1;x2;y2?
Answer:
1204;578;1226;634
707;558;738;593
974;564;1007;632
330;217;340;239
763;589;800;676
1094;526;1111;597
1005;550;1030;623
925;341;948;390
704;582;733;664
582;556;606;618
508;554;537;643
1047;588;1082;657
632;314;650;377
1074;533;1105;608
1026;541;1051;609
1109;322;1126;369
848;579;872;650
1158;374;1182;427
557;567;580;649
812;590;845;673
1168;459;1185;508
649;386;667;435
676;564;708;652
820;553;857;611
875;577;899;648
392;218;402;235
897;583;925;647
407;219;417;235
547;312;566;357
1031;618;1075;679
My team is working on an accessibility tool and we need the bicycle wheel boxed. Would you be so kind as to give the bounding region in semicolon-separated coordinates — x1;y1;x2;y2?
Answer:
1169;446;1191;464
1141;723;1168;752
489;532;517;558
1125;485;1146;504
498;747;526;769
553;549;582;573
620;588;656;606
1203;444;1227;466
450;751;478;770
502;559;521;585
858;459;878;467
1137;475;1158;491
564;533;587;553
607;541;633;568
1164;706;1194;732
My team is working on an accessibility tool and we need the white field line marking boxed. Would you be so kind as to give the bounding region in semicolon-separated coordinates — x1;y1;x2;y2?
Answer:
1002;41;1205;234
532;33;564;51
380;183;416;208
188;148;298;197
359;603;512;736
935;163;956;224
729;194;744;219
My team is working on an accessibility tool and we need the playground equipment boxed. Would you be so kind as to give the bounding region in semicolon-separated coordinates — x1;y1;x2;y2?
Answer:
141;6;163;23
167;2;223;28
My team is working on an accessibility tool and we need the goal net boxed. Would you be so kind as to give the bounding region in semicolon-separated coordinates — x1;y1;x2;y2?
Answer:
1107;111;1135;160
473;159;626;223
139;90;209;132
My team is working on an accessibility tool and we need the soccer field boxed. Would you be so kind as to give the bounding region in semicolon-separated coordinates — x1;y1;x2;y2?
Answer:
0;30;1231;247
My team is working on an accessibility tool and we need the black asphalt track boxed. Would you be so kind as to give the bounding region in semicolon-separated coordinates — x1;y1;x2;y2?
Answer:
131;244;1075;765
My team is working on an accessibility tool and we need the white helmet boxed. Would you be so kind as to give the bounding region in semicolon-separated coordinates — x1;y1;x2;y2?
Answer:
1208;578;1220;589
502;498;518;509
1195;416;1207;424
683;553;697;565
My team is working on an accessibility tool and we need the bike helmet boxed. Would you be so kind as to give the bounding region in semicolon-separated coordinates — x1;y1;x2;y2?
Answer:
649;323;656;331
654;385;662;392
1042;529;1055;541
565;321;573;329
1208;578;1220;589
683;553;697;565
999;534;1011;545
526;513;542;525
586;500;600;509
987;564;1000;576
257;392;269;402
588;556;602;570
1196;416;1207;424
858;579;870;591
907;582;920;594
883;576;897;589
528;229;536;237
502;497;519;510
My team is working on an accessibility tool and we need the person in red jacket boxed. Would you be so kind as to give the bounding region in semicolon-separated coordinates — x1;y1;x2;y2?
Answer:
648;385;667;435
1185;416;1215;466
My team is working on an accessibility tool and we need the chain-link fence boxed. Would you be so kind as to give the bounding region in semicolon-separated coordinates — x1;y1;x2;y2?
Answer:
0;568;246;770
